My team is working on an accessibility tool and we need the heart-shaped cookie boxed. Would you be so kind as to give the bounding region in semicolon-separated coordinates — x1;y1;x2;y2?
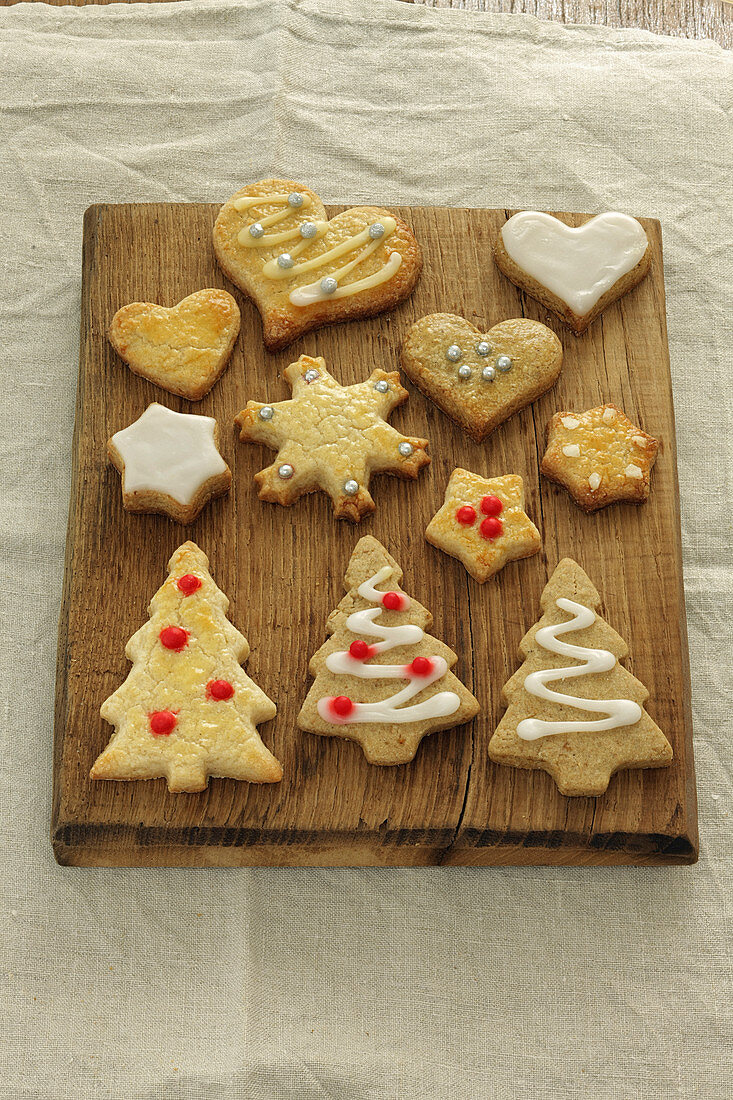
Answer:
108;289;240;401
400;314;563;442
493;212;651;334
213;179;422;351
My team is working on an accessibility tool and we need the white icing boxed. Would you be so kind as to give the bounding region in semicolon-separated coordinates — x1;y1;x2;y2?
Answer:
561;416;580;430
562;444;580;458
625;464;643;479
110;403;227;505
234;191;402;308
588;473;601;491
516;597;642;741
501;211;649;316
316;565;461;726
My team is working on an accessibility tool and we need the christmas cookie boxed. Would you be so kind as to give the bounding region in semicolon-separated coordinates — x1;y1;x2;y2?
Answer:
235;354;430;523
90;541;282;793
108;403;231;524
488;558;673;796
493;212;651;334
298;535;479;765
400;314;562;442
425;468;541;583
213;179;422;350
108;289;240;400
541;403;659;512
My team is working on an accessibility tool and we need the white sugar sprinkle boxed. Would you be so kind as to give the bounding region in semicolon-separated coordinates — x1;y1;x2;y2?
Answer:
625;464;643;479
562;444;580;458
588;472;601;490
602;408;615;424
561;416;580;430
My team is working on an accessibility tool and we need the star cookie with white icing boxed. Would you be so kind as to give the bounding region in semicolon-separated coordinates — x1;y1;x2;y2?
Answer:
213;179;422;350
425;468;541;583
541;403;659;512
493;211;651;334
235;354;430;523
108;403;231;524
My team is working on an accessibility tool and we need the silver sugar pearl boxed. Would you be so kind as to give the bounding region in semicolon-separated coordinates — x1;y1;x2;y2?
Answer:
287;192;304;208
481;365;496;382
476;341;492;357
374;380;390;394
259;405;274;420
249;222;265;239
398;442;414;457
320;276;338;295
300;222;318;239
278;464;294;479
446;345;462;362
304;369;320;383
457;364;473;380
343;480;359;496
277;253;294;269
369;222;385;239
496;354;513;372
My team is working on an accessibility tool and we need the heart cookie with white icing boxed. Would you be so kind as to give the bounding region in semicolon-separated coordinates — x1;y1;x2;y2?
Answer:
400;314;562;442
493;212;651;335
213;179;422;351
108;289;240;400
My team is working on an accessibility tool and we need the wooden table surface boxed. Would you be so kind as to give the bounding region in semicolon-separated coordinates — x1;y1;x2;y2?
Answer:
0;0;730;47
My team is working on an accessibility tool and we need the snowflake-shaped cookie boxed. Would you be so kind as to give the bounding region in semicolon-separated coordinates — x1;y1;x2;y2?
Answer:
235;355;430;522
425;468;541;582
541;403;659;512
108;402;231;524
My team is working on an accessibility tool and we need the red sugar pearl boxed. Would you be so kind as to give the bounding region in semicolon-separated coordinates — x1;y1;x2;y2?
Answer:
480;516;504;541
382;591;404;611
349;640;373;660
456;505;477;526
159;625;189;651
207;679;235;701
331;695;355;718
149;710;177;736
409;656;434;677
480;495;503;517
177;573;202;596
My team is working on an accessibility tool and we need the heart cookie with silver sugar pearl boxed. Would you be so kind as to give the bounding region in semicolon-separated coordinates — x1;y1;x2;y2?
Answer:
400;314;563;443
213;179;422;351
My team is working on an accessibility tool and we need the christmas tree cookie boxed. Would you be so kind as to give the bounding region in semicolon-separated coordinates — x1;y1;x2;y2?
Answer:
91;541;281;793
298;536;479;765
489;558;673;796
235;354;430;523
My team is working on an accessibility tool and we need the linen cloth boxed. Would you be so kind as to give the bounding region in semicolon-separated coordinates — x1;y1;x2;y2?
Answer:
1;1;731;1096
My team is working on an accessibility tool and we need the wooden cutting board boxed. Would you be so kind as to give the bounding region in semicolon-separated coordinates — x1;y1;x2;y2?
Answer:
53;203;698;866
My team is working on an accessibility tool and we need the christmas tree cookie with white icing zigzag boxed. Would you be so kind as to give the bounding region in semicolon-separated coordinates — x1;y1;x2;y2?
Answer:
90;541;281;793
489;558;672;796
298;536;479;765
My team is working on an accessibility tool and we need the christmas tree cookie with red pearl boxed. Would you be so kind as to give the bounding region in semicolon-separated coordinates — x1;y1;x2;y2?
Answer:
298;536;479;766
540;403;659;512
425;468;541;583
90;541;281;794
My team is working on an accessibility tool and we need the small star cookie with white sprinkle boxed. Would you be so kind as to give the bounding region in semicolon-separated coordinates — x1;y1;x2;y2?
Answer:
425;468;541;583
541;403;659;512
235;354;430;523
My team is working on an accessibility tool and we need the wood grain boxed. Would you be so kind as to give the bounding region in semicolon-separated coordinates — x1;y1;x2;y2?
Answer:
53;202;698;866
2;0;729;48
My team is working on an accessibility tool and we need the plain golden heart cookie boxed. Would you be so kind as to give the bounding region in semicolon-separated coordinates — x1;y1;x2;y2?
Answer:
108;289;241;401
400;314;563;442
213;179;422;351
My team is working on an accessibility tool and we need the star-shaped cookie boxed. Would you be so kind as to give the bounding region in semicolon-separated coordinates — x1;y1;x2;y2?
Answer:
235;355;430;523
108;403;231;524
541;403;659;512
425;468;541;582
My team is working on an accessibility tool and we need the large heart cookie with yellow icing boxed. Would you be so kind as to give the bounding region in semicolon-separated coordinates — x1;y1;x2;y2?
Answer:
400;314;563;442
108;289;240;401
213;179;422;351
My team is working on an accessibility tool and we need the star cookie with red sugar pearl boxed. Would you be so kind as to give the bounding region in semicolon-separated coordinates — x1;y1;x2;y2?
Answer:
426;468;541;583
235;353;430;523
541;403;659;512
